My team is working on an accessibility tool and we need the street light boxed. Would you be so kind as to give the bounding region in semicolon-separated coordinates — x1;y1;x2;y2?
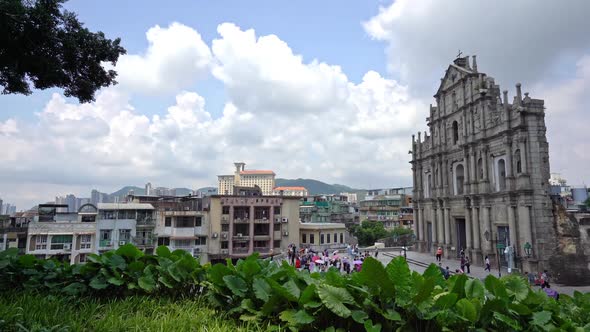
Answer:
495;234;504;277
524;242;532;258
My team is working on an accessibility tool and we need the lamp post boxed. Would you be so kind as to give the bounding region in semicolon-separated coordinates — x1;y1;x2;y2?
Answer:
495;234;504;277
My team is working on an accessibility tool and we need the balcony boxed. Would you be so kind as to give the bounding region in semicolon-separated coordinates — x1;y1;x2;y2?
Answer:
0;226;28;233
233;218;249;223
254;218;269;224
164;211;199;216
100;240;113;248
253;235;270;241
221;216;229;224
232;234;250;241
136;218;156;227
232;247;249;254
132;236;155;247
253;247;270;254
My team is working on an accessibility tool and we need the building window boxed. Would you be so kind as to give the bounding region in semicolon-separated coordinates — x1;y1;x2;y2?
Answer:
36;235;48;250
455;164;465;195
452;121;459;144
334;233;337;243
478;158;483;180
326;233;330;244
158;237;170;246
222;224;229;232
274;206;281;215
498;159;507;191
165;217;172;227
119;229;131;242
174;239;192;248
79;254;87;263
320;234;324;244
221;241;228;249
340;233;343;243
195;217;202;227
100;230;112;241
514;149;522;174
195;237;207;246
222;206;230;215
50;235;73;250
80;234;92;249
310;234;315;244
302;233;307;243
176;217;194;228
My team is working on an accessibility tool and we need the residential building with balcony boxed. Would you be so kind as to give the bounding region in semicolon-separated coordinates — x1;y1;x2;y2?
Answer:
218;162;276;195
359;194;405;229
0;213;29;254
299;222;348;251
206;194;300;262
299;195;358;225
26;204;97;264
96;203;154;253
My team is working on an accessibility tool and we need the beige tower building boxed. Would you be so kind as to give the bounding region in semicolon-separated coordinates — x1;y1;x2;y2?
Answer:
218;162;276;195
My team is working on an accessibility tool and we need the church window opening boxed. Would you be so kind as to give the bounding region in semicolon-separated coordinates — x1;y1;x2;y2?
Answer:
498;159;506;190
514;149;522;174
455;164;464;195
452;121;459;144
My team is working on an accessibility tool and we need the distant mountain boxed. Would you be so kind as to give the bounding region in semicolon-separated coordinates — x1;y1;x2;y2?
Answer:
275;178;364;195
107;186;194;200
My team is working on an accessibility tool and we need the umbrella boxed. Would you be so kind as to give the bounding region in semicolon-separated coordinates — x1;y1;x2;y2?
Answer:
312;256;320;262
353;260;363;265
333;250;339;255
332;254;340;260
315;259;325;264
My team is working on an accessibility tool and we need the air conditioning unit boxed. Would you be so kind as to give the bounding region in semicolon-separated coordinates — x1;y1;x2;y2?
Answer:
283;231;289;236
237;233;243;237
221;249;229;255
184;207;190;211
194;248;201;253
282;217;288;223
222;233;227;239
212;233;218;238
262;217;267;220
63;243;71;250
119;241;127;246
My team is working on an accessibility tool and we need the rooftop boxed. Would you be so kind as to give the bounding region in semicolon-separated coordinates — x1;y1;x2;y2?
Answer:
274;186;307;191
97;203;155;210
299;222;347;230
240;170;275;175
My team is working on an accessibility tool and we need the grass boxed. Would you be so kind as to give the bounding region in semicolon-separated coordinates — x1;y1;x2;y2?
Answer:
0;292;278;332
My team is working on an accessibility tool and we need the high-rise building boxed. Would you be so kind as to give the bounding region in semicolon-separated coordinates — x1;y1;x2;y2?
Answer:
145;183;153;196
218;162;276;195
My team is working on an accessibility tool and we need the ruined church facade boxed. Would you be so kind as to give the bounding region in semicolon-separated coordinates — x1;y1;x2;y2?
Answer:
411;56;554;272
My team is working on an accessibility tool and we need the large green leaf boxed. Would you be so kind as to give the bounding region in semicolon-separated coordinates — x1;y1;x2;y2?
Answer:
108;254;127;271
364;319;382;332
283;279;301;300
504;275;529;301
386;256;412;305
128;261;145;272
18;255;36;268
223;275;247;297
115;243;143;259
156;245;171;258
352;310;369;324
239;257;261;281
434;292;458;309
280;309;315;325
317;284;355;318
358;257;394;299
455;298;477;323
138;275;156;292
423;263;446;288
449;274;468;299
484;275;508;300
267;278;297;302
531;310;551;326
208;263;233;287
493;312;521;330
89;277;108;290
107;276;125;286
252;277;271;302
464;278;485;300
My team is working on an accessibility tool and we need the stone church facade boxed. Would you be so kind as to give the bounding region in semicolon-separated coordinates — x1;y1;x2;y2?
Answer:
411;55;554;273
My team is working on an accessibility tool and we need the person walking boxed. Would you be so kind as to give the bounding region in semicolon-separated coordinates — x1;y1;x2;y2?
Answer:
465;256;471;274
484;255;491;272
374;249;379;258
460;256;466;272
436;247;443;262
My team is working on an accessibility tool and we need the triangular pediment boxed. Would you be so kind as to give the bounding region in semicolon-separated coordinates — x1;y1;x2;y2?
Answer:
435;63;473;97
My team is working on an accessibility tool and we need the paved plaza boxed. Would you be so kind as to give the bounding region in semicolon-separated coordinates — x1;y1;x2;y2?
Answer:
374;249;590;296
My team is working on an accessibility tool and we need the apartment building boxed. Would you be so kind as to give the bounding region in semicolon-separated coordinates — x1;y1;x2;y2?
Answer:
300;195;358;225
206;193;300;262
218;162;276;195
0;213;29;254
96;203;154;253
299;222;348;251
26;204;97;264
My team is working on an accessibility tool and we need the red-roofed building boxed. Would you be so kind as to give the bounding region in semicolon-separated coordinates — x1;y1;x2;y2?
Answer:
218;162;276;195
272;186;308;197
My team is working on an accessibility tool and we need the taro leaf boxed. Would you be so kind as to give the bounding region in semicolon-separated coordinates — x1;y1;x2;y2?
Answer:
0;259;10;269
364;319;382;332
507;302;532;315
325;268;347;287
504;276;529;301
280;309;314;325
208;263;233;287
89;277;108;290
107;277;125;286
413;276;435;305
268;279;298;302
240;257;261;281
223;275;247;297
158;275;175;288
464;278;485;300
434;292;458;310
128;261;145;272
383;309;402;321
317;284;355;318
138;275;156;292
358;257;394;299
86;254;101;264
115;243;143;259
449;274;468;299
260;294;281;316
532;310;552;326
108;255;127;271
493;312;520;330
62;282;86;296
455;298;477;323
352;310;368;324
423;263;446;288
156;245;171;258
240;298;257;314
283;279;301;300
485;275;508;300
18;255;36;268
252;277;272;302
299;283;318;305
386;257;412;306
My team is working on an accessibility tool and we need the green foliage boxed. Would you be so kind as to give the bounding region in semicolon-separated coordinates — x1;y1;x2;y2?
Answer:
1;246;589;331
0;0;126;102
349;221;414;246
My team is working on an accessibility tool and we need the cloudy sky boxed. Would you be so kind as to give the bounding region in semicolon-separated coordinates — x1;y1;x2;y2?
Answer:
1;0;589;210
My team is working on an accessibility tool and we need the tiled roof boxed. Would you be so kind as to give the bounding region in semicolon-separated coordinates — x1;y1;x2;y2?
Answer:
240;170;275;175
274;186;307;191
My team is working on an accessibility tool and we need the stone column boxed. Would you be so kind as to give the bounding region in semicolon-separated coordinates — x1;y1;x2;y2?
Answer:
431;207;437;245
470;149;477;193
437;205;444;246
472;206;480;250
482;206;491;252
465;206;472;250
507;205;517;247
444;207;451;245
505;141;513;177
442;159;448;195
483;148;489;181
418;207;425;241
464;154;470;193
518;204;533;257
519;139;528;174
249;205;255;254
413;207;420;240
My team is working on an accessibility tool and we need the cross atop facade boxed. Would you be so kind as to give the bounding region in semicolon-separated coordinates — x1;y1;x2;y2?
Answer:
456;50;463;58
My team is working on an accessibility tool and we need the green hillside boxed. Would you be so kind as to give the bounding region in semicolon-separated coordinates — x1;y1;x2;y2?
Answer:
275;178;363;195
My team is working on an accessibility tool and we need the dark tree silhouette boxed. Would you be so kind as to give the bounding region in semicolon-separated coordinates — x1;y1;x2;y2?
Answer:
0;0;126;103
